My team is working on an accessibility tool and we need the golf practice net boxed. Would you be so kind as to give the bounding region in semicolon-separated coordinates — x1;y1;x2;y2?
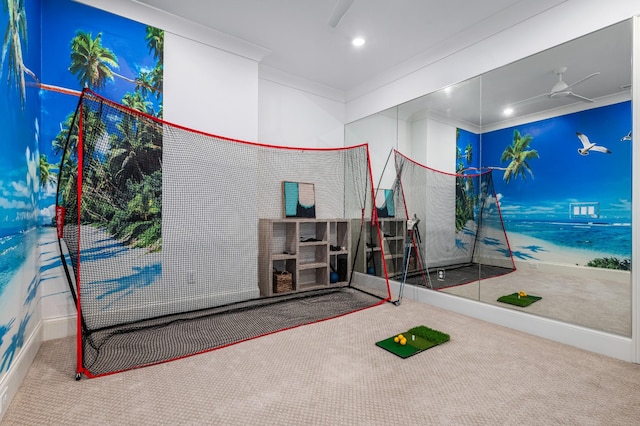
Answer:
392;150;515;290
56;89;389;378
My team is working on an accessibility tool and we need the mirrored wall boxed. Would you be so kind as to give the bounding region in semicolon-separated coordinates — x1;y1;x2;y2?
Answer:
346;19;633;336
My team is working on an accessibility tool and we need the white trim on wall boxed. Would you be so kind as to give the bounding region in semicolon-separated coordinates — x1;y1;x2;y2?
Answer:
0;322;42;422
356;273;634;362
259;65;345;104
74;0;270;62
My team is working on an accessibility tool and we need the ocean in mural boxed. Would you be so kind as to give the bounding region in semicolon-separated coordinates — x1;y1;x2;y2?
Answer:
504;220;630;258
472;101;632;266
0;228;38;297
1;0;164;375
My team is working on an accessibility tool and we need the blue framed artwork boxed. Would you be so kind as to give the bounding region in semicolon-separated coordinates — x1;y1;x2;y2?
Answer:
283;181;316;218
375;189;395;218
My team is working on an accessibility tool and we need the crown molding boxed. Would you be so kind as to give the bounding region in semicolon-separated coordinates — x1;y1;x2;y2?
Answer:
74;0;271;62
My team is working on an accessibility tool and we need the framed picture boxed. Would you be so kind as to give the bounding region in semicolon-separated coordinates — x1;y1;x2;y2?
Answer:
375;188;395;218
283;181;316;218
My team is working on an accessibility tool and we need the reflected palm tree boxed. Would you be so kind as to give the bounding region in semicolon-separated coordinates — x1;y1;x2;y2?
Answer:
500;129;539;183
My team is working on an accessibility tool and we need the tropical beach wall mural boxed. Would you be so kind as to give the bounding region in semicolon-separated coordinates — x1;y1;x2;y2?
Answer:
0;0;42;380
456;128;480;173
460;101;632;270
0;0;163;379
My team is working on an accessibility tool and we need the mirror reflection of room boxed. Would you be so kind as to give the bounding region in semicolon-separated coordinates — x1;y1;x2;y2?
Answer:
346;19;632;337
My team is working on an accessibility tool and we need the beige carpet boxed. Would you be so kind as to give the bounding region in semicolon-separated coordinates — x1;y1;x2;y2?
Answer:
3;299;640;425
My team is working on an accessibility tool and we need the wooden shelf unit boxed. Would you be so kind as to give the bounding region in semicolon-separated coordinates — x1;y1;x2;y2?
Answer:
352;218;407;278
258;218;351;296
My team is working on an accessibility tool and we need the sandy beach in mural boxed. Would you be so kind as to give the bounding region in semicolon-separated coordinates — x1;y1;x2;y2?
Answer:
504;229;615;267
67;225;163;329
0;233;40;374
38;227;75;319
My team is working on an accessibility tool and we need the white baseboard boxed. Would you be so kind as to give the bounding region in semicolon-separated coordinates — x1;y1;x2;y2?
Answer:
353;272;634;362
411;284;633;362
42;315;76;341
0;321;42;421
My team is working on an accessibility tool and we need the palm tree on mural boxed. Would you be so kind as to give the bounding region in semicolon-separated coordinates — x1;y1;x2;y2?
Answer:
464;143;473;163
144;26;163;100
109;110;162;190
69;29;164;96
500;129;539;183
69;31;119;89
39;154;56;188
122;91;152;114
1;0;29;105
2;0;82;103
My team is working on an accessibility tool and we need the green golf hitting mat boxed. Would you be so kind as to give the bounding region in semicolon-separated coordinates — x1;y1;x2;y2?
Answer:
376;325;450;358
497;292;542;307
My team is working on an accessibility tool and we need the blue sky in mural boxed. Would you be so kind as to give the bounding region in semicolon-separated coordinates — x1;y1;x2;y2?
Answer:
38;0;161;224
482;101;632;223
0;0;41;237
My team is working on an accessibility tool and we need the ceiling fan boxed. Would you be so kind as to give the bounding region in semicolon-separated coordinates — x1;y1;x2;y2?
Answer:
513;66;600;106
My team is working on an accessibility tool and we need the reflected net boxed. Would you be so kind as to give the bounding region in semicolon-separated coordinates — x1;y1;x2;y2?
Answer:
392;150;515;290
56;89;389;378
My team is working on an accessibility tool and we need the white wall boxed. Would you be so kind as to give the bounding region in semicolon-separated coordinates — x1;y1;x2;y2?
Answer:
424;119;456;173
164;33;259;141
258;77;345;148
344;110;397;189
407;117;458;172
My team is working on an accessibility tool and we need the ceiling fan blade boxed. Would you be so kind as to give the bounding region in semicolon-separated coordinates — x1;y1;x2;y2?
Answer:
328;0;355;28
509;92;549;107
564;72;600;91
567;92;595;102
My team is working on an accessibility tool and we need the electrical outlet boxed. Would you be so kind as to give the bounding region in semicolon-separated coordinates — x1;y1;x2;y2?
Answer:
529;262;539;270
187;270;195;284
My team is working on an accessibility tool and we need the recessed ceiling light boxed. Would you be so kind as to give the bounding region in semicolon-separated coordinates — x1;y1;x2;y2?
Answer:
352;37;366;47
503;107;514;116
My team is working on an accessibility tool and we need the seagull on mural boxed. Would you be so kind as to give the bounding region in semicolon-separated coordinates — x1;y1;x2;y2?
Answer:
576;132;611;155
621;131;632;141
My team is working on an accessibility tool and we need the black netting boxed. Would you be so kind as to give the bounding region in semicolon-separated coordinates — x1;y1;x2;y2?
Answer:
393;150;515;289
56;89;389;378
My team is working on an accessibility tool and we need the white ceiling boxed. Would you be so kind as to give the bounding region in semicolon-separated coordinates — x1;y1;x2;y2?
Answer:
135;0;567;92
399;19;632;128
132;0;632;127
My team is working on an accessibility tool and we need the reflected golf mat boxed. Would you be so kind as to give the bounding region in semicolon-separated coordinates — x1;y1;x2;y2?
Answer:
376;325;450;358
497;293;542;307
